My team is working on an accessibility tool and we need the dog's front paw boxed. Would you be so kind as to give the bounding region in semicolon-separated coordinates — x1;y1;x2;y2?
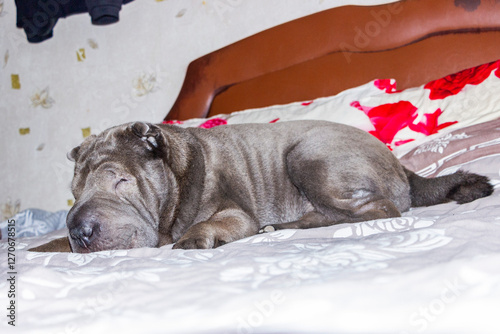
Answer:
172;237;214;250
258;225;276;234
29;237;72;252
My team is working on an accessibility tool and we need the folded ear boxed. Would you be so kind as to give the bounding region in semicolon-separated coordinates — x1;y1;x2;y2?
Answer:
130;122;166;151
67;146;80;162
67;134;97;162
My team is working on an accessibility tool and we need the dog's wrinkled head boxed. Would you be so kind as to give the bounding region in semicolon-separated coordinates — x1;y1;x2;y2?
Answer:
67;122;176;253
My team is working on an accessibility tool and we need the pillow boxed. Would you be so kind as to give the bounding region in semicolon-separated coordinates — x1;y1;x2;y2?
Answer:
398;117;500;177
165;79;381;132
357;60;500;157
0;209;67;239
165;60;500;156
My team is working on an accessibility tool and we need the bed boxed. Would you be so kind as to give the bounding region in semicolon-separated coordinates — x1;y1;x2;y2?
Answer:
2;0;500;333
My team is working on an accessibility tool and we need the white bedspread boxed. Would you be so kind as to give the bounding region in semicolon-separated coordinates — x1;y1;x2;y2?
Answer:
1;154;500;334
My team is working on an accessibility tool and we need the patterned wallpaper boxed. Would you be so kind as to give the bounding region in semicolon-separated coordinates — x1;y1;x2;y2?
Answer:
0;0;395;217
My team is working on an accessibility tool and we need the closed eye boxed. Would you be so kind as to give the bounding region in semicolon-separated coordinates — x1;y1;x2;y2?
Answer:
101;167;134;194
115;178;130;191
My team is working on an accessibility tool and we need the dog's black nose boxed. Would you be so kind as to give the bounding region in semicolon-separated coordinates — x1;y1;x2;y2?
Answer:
69;222;100;249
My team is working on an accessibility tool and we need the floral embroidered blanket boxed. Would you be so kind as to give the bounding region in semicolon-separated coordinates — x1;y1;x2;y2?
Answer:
3;137;500;333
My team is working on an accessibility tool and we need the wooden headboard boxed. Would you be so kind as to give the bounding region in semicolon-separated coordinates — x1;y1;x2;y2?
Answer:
164;0;500;121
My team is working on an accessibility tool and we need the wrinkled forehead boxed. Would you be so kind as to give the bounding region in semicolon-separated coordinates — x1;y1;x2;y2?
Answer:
76;126;131;167
70;126;130;192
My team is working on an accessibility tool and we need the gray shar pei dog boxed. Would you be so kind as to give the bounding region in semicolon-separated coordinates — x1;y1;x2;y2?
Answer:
31;120;493;253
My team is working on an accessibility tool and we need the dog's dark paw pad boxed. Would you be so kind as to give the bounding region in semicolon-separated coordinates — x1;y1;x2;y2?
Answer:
259;225;276;234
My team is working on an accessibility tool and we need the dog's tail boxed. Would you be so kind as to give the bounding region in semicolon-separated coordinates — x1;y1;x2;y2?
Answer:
404;167;494;207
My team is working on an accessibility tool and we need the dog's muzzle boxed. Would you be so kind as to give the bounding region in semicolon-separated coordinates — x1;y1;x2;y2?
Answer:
67;200;104;251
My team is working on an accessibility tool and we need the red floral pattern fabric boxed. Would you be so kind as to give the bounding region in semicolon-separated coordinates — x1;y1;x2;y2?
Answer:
199;118;227;128
407;108;457;136
355;60;500;150
163;120;184;125
351;101;418;146
374;79;398;93
351;101;457;149
424;60;500;100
